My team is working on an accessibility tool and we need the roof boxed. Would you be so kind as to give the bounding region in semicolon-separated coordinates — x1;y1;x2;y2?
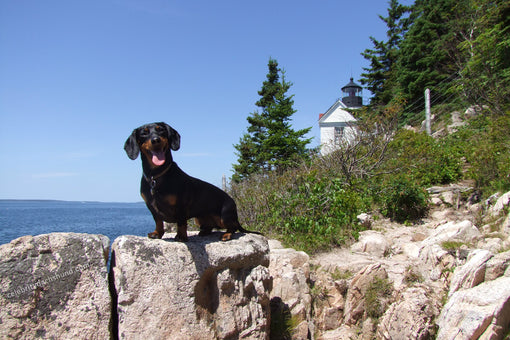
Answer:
341;77;362;91
318;98;356;127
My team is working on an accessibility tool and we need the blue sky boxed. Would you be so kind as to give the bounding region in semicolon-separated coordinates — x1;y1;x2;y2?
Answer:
0;0;412;202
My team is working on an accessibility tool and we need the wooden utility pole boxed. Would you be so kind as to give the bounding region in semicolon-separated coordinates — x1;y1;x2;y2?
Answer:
425;88;431;135
222;174;227;192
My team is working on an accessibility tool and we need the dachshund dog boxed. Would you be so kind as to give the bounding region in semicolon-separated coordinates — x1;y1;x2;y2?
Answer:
124;122;260;242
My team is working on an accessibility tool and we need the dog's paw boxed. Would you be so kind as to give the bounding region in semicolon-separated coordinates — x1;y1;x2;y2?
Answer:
148;232;161;239
175;234;189;242
220;232;233;241
198;229;212;237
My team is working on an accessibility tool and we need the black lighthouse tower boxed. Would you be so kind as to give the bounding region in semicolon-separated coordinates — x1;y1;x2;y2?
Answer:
341;78;363;108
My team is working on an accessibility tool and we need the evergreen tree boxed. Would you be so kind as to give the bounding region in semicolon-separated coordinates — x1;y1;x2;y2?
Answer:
233;58;312;181
395;0;460;114
360;0;410;105
456;0;510;114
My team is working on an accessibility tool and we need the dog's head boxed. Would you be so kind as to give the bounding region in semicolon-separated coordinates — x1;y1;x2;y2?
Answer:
124;122;181;168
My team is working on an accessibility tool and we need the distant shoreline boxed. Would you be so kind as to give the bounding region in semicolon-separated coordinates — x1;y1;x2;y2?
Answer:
0;199;144;204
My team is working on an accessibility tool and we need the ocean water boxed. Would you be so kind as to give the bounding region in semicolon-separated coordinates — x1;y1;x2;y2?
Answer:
0;200;154;246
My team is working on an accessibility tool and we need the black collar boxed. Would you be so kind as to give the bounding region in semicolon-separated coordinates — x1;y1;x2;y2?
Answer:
143;161;173;195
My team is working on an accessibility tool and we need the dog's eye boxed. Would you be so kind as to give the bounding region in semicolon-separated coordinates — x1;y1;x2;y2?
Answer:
139;128;150;137
155;126;163;131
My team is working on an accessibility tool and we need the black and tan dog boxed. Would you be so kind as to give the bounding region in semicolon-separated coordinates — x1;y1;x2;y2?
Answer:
124;122;260;242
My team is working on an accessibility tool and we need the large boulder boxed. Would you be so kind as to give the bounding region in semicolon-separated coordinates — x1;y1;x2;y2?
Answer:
448;249;493;296
377;286;441;340
489;191;510;217
343;263;390;326
437;275;510;340
485;250;510;281
110;232;271;339
421;220;481;249
0;233;110;339
268;242;313;340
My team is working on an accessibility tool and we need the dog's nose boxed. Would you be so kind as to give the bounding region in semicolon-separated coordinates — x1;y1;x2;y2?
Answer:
151;137;161;145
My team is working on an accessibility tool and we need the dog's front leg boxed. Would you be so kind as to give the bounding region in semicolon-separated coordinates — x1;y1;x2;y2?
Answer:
148;218;165;239
175;221;188;242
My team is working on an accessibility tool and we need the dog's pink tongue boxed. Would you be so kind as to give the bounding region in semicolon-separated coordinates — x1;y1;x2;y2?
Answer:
152;151;166;166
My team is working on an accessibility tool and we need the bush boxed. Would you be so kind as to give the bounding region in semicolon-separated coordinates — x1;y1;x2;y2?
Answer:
466;113;510;194
365;277;393;319
444;110;510;196
385;129;462;186
230;168;369;253
380;176;429;223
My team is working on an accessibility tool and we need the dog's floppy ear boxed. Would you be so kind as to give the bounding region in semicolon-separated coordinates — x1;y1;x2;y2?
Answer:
163;123;181;151
124;129;140;160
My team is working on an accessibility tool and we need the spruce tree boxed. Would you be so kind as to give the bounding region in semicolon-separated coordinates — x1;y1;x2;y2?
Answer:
456;0;510;114
233;58;311;181
360;0;410;105
395;0;460;113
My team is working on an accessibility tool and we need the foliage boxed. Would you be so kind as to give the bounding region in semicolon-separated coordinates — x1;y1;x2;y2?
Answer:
323;98;401;186
455;0;510;115
378;176;429;223
396;0;461;117
440;241;466;252
231;108;508;252
365;277;393;319
232;58;312;181
447;111;510;195
230;169;369;253
403;265;424;284
270;297;296;340
384;129;463;186
363;0;509;124
360;0;411;105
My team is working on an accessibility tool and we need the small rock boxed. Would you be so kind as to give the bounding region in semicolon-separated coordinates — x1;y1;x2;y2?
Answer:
441;191;456;206
357;213;373;228
351;231;389;257
421;220;481;248
479;237;503;253
402;242;421;259
431;196;443;206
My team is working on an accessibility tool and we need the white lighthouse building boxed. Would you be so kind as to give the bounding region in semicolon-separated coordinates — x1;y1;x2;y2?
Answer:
318;78;363;155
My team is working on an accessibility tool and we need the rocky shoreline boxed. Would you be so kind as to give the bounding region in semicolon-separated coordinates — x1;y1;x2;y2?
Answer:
1;187;509;339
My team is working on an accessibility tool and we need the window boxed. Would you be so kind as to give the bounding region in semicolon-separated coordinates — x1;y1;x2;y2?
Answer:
334;127;344;144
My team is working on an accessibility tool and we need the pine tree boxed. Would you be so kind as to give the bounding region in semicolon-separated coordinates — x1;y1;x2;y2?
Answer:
360;0;410;105
233;58;312;181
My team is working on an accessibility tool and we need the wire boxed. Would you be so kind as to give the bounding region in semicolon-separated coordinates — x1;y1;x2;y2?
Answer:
403;73;461;112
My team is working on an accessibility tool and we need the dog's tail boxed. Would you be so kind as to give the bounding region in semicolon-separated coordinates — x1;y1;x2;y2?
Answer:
238;225;263;236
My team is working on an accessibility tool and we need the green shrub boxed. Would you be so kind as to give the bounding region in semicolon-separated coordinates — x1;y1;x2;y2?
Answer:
466;113;510;194
380;176;429;223
385;129;462;186
445;111;510;196
365;277;393;319
231;169;369;253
